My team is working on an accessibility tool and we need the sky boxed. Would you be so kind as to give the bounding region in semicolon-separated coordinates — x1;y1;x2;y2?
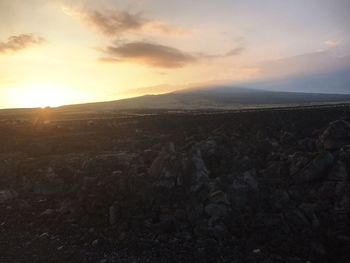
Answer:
0;0;349;108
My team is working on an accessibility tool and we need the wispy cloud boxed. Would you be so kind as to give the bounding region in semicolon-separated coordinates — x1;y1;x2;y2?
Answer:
99;40;246;68
100;41;197;68
62;6;188;37
0;34;45;54
198;46;246;59
144;21;188;35
225;47;245;57
257;49;350;79
62;5;244;68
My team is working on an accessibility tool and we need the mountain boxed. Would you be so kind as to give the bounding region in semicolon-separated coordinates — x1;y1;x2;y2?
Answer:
58;87;350;112
59;51;350;112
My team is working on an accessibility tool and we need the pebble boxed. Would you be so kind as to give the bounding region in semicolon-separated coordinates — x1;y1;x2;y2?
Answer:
57;246;64;250
40;209;54;216
39;232;49;239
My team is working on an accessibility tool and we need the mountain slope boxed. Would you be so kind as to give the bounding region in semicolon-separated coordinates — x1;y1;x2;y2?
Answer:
59;87;350;111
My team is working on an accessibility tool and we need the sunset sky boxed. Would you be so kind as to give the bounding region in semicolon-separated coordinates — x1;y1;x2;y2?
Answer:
0;0;349;108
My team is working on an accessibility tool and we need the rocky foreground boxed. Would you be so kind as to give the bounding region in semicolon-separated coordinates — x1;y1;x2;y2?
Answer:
0;106;350;262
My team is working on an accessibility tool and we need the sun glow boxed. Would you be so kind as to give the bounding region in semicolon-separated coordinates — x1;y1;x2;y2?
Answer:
7;83;73;108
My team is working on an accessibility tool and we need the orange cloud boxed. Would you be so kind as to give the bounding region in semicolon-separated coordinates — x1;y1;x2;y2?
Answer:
100;41;197;68
0;34;45;54
225;47;245;57
63;6;187;37
99;40;246;68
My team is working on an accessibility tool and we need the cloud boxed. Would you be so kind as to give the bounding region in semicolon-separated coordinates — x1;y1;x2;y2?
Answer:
225;47;245;56
0;34;45;54
198;46;245;59
100;41;197;68
99;41;246;68
256;50;350;79
83;9;144;35
63;6;187;37
144;21;188;35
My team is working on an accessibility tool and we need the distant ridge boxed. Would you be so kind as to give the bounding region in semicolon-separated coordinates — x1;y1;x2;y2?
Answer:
55;87;350;112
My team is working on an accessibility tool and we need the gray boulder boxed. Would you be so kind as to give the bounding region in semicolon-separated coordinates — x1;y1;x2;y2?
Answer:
319;120;350;150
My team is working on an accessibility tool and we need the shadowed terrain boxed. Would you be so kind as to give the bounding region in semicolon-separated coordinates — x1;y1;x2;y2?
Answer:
0;105;350;262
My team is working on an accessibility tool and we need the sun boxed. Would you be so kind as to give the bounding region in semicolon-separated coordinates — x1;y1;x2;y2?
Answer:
8;82;72;108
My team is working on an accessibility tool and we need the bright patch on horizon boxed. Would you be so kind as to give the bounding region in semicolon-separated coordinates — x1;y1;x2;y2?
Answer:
7;83;72;108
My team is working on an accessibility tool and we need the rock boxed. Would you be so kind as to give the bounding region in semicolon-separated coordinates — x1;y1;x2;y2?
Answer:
335;181;349;197
280;131;296;145
204;203;228;217
229;172;260;210
109;203;118;225
92;239;99;246
199;139;217;156
148;143;175;178
33;169;64;196
87;120;95;126
192;149;209;184
298;138;316;152
209;190;230;205
83;176;97;186
328;161;348;181
299;203;316;221
194;220;210;238
0;190;17;204
188;204;204;222
288;152;310;175
58;200;83;223
318;181;337;200
39;232;49;239
335;193;350;213
295;151;334;183
207;179;221;194
210;223;228;239
40;209;55;216
336;235;350;242
284;209;310;231
16;199;32;210
269;189;290;211
154;170;176;188
150;142;183;189
319;119;350;150
158;214;176;233
174;209;187;221
200;135;235;178
243;170;258;191
339;145;350;162
311;242;326;256
255;213;284;228
24;241;31;247
229;180;249;210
